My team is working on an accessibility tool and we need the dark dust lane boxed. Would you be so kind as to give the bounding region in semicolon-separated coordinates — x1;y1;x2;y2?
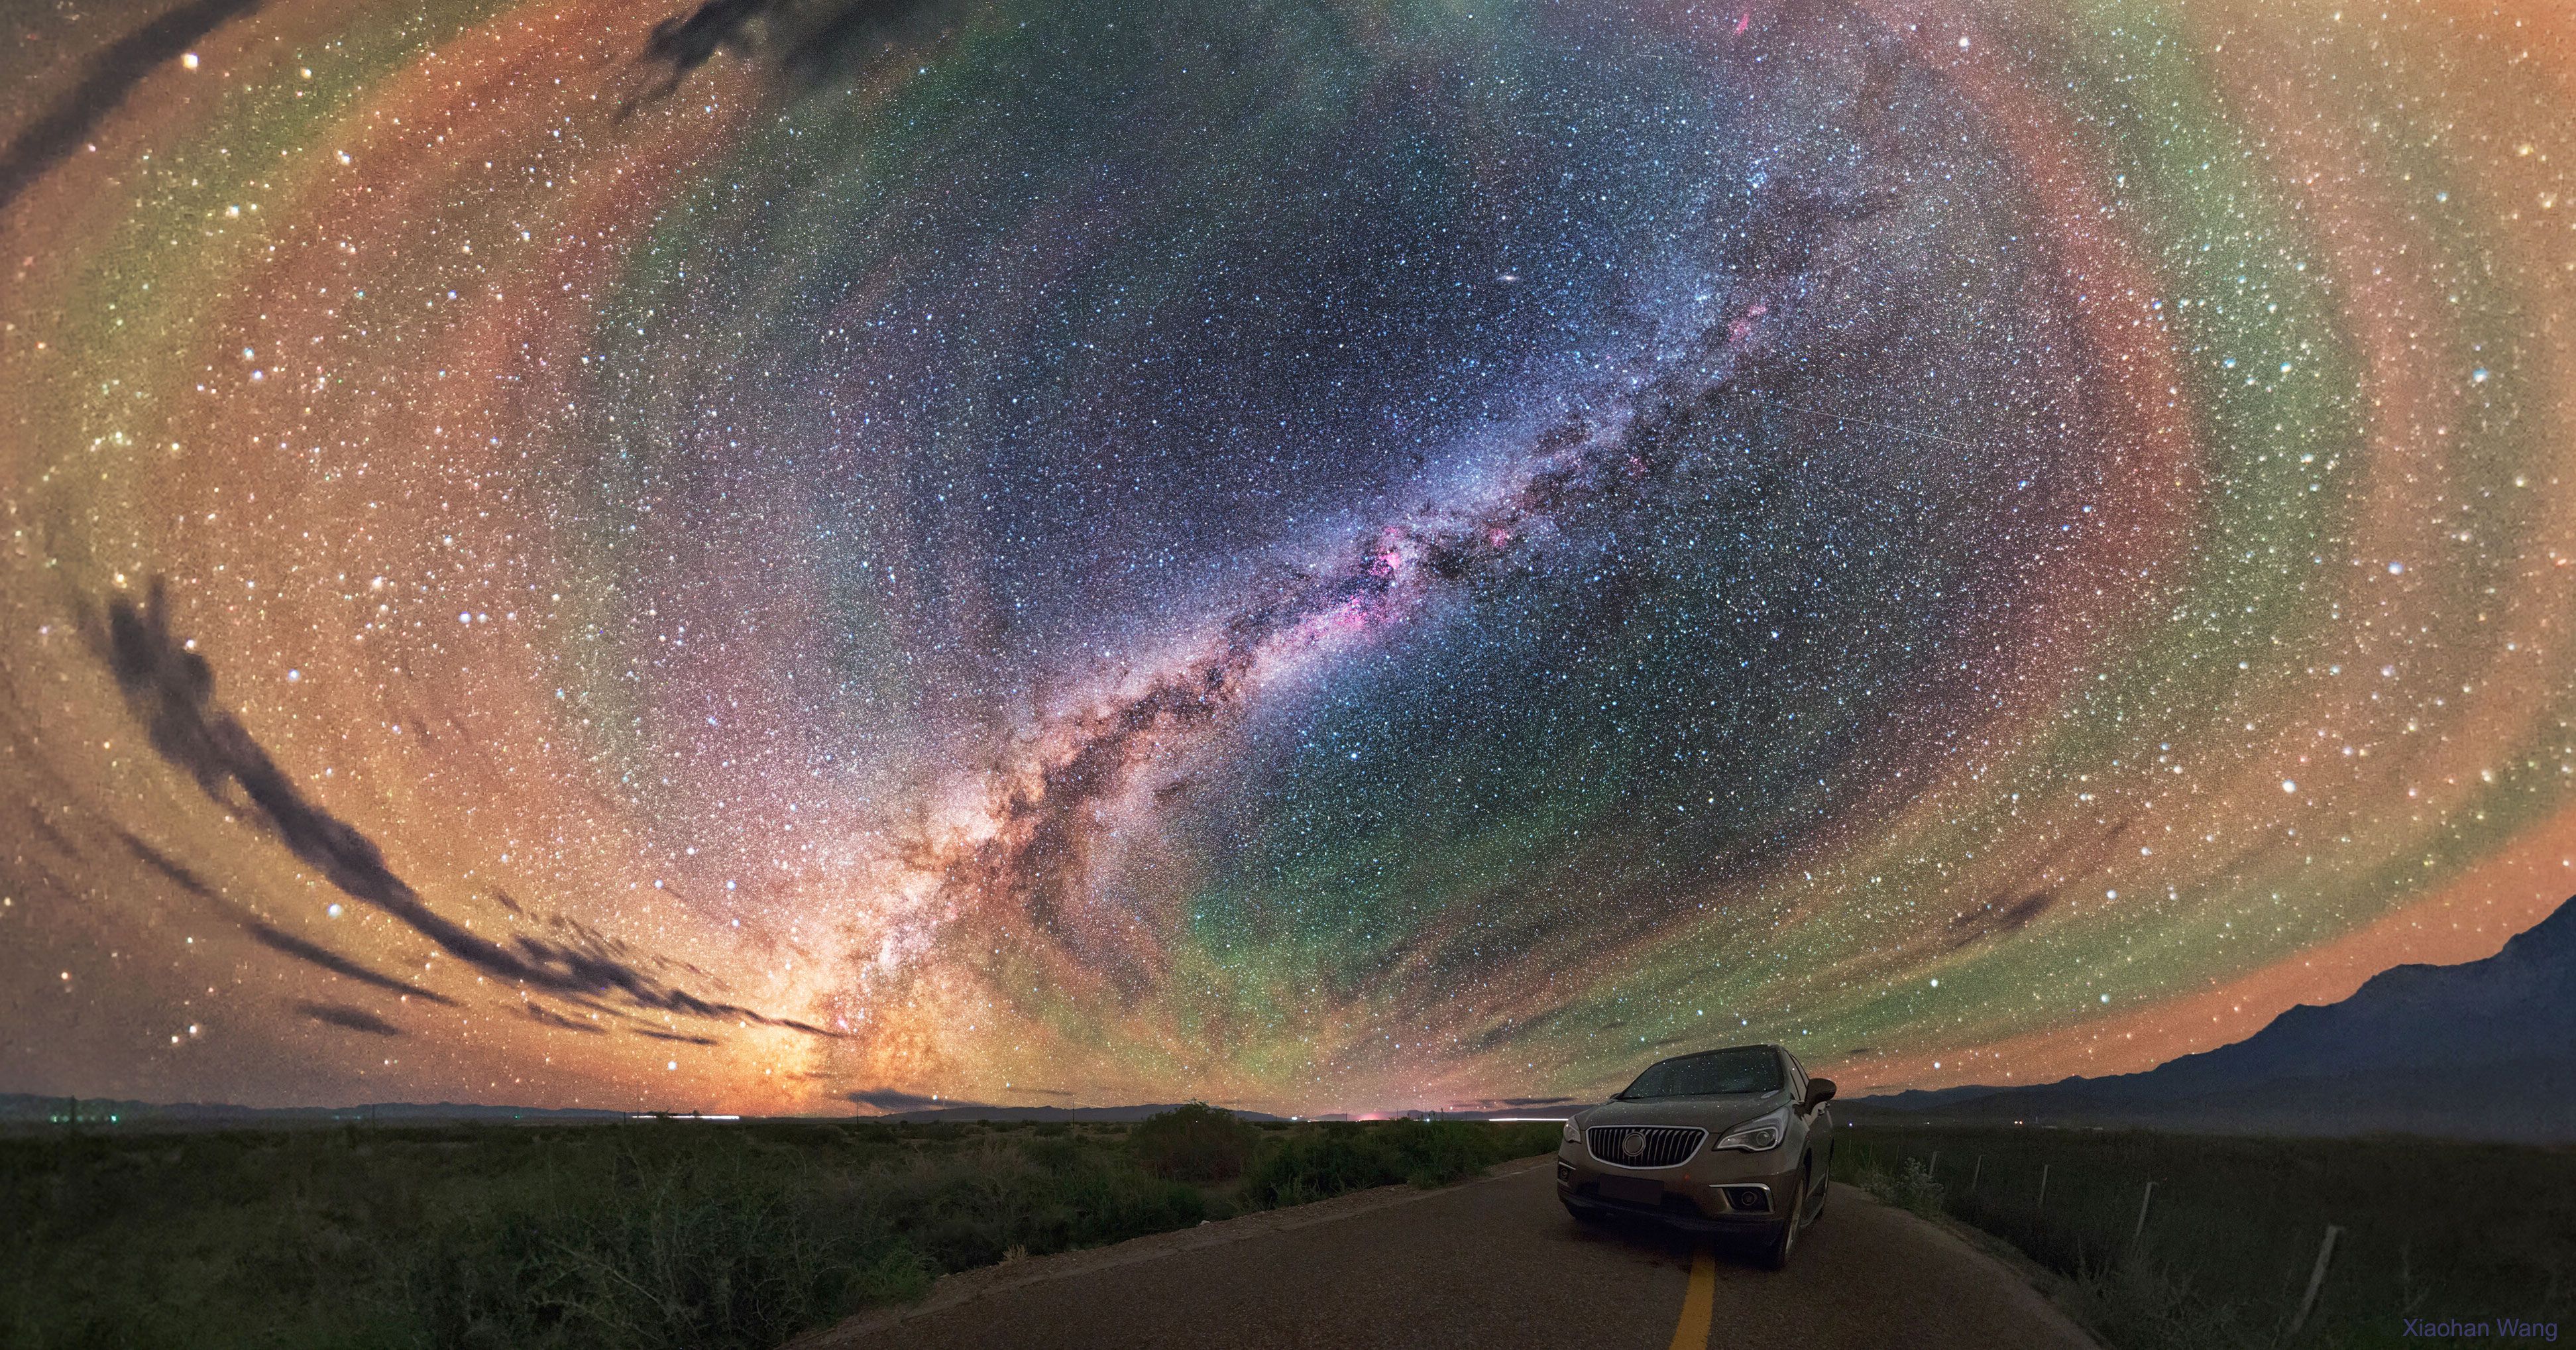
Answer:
801;1157;2099;1350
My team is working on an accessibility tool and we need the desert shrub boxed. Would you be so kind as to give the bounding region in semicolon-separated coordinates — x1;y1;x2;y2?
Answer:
1240;1123;1396;1206
1129;1104;1259;1182
2057;1250;2265;1350
1239;1119;1559;1207
1890;1156;1945;1217
1385;1119;1490;1186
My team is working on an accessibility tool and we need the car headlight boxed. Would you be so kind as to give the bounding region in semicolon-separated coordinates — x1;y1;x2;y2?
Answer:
1563;1119;1581;1143
1714;1107;1791;1153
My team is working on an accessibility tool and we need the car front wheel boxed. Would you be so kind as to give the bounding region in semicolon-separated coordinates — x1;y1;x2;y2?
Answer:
1762;1165;1809;1269
1760;1213;1797;1268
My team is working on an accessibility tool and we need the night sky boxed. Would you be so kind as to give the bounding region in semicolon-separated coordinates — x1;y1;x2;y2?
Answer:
3;0;2572;1116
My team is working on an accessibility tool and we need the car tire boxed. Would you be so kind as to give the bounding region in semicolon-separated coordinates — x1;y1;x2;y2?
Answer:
1761;1212;1797;1269
1762;1164;1809;1270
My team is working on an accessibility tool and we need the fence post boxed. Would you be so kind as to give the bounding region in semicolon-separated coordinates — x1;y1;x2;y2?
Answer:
1970;1155;1982;1195
2287;1224;2343;1340
2131;1180;2156;1244
1929;1150;1940;1178
2037;1162;2049;1210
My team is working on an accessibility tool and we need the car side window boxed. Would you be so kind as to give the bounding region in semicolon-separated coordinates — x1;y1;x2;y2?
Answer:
1783;1052;1804;1103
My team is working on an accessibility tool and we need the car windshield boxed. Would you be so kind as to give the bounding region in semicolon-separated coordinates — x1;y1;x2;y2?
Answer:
1618;1046;1783;1099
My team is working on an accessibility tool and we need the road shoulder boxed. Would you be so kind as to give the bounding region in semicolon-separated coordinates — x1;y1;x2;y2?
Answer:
1832;1187;2103;1349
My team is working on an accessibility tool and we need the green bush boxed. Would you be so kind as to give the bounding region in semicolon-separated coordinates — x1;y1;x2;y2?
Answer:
1129;1104;1259;1182
1239;1119;1559;1207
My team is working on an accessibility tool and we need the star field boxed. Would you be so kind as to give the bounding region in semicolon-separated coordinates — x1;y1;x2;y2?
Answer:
3;0;2573;1115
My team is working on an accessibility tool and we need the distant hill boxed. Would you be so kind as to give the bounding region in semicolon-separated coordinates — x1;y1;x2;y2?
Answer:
0;1092;1298;1133
869;1101;1292;1123
1850;1083;2013;1113
0;1094;630;1127
0;1092;1303;1130
1853;895;2576;1143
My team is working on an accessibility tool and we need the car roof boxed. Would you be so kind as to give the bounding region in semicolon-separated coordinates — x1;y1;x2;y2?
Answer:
1646;1042;1783;1064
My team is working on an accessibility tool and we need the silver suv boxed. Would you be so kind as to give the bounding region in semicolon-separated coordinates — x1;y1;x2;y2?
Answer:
1554;1043;1837;1268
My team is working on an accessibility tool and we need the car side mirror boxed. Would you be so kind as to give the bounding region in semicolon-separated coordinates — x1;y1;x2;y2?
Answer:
1806;1078;1837;1109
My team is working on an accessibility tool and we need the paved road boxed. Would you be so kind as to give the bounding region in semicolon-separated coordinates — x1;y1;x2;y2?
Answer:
802;1156;2101;1350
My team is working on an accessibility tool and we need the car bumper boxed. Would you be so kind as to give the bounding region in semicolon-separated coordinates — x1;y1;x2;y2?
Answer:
1553;1141;1804;1232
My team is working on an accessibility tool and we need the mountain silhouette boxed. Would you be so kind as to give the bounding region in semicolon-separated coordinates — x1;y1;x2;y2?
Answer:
1858;897;2576;1141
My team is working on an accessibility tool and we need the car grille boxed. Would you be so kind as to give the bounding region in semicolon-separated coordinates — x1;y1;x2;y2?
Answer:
1585;1125;1705;1168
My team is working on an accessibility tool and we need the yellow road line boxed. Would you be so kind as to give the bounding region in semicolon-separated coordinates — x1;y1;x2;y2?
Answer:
1668;1242;1715;1350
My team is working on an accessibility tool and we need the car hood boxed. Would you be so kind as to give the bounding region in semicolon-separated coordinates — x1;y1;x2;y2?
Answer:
1573;1091;1791;1133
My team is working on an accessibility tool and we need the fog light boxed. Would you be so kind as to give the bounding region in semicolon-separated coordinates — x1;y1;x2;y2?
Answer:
1722;1186;1771;1213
